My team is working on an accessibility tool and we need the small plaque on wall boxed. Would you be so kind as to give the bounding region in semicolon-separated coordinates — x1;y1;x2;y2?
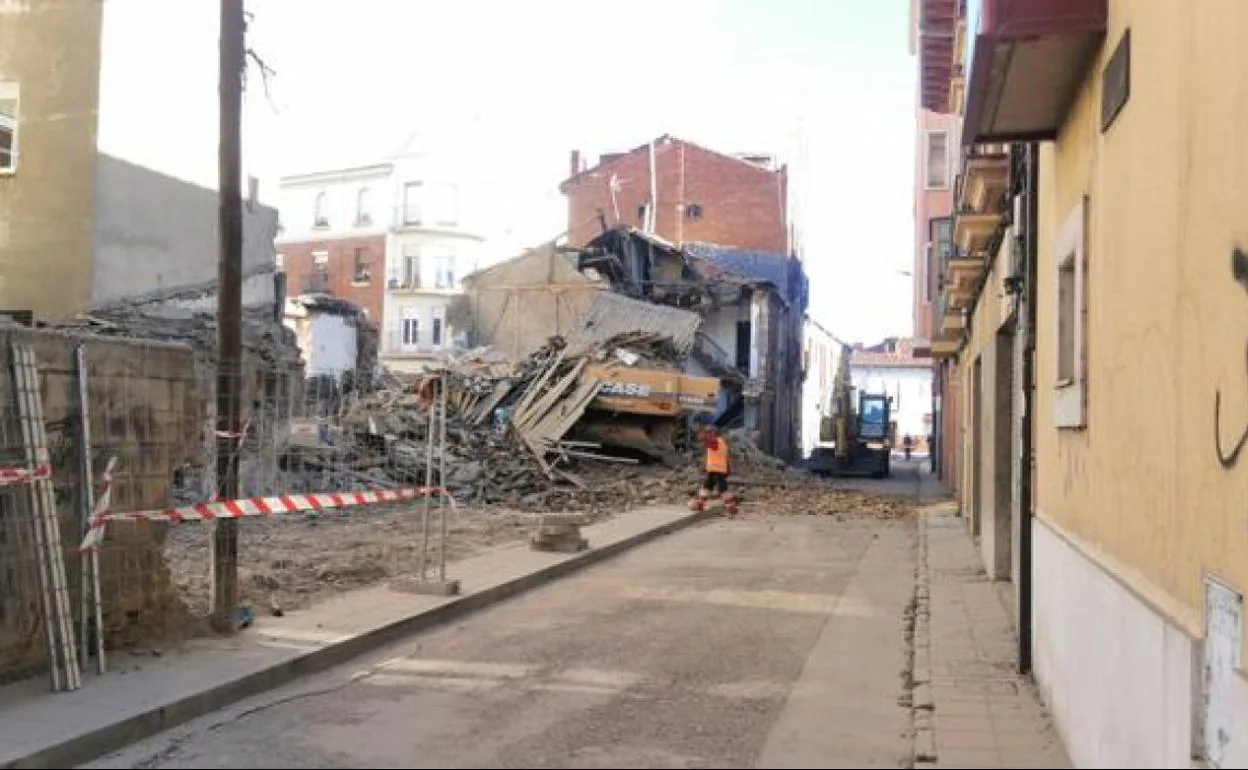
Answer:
1101;29;1131;133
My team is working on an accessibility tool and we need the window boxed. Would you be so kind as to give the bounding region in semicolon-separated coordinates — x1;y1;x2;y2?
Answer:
0;81;17;173
352;248;371;283
1053;196;1088;429
685;203;703;220
355;187;372;226
275;253;284;271
431;246;456;289
403;182;423;225
312;250;328;269
400;309;420;348
397;244;420;288
432;309;444;348
313;191;329;227
925;131;949;189
427;182;459;227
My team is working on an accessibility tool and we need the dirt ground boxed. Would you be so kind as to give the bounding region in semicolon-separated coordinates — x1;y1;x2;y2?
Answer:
162;499;688;623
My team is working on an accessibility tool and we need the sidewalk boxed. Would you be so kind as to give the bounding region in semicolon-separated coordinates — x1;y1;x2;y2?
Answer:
912;511;1070;769
0;504;703;770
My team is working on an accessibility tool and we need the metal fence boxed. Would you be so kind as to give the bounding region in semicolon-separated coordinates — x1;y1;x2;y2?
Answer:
0;324;462;691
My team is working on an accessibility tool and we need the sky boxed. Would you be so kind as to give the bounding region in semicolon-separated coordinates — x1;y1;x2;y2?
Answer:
103;0;919;346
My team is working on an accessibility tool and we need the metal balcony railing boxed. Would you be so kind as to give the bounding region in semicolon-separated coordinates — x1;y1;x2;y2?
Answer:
382;330;453;357
391;206;460;230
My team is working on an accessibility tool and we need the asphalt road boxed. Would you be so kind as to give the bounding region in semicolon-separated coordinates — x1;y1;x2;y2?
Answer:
89;484;923;769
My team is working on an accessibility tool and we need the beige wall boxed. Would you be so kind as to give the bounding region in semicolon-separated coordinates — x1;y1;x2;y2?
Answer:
0;328;201;679
1034;0;1248;646
463;244;601;361
0;1;102;317
957;237;1014;569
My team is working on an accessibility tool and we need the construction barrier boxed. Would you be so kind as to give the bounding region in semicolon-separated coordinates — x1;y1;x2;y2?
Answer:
79;486;454;551
0;463;51;487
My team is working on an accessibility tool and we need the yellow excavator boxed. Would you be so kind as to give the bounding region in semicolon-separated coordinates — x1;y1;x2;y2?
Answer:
808;347;892;478
571;362;720;465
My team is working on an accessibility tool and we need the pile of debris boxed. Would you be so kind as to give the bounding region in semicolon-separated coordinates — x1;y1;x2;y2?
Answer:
282;332;709;512
52;304;303;372
739;485;917;520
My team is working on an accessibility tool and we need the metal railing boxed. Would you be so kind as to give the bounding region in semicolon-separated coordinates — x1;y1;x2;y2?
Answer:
391;206;460;231
382;330;447;357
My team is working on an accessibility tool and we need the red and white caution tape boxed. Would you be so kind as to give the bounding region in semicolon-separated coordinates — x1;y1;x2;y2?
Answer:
0;463;51;487
79;486;453;551
93;456;118;517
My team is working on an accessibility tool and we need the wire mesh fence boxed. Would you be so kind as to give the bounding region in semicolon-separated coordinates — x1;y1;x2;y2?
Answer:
0;323;461;688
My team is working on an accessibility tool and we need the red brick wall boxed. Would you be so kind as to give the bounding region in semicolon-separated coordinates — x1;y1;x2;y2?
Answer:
277;235;386;322
563;139;789;254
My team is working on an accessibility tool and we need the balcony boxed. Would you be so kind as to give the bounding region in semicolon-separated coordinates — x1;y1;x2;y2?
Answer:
958;144;1010;215
918;0;960;113
963;0;1108;144
929;292;964;360
953;212;999;256
386;276;458;294
382;330;448;359
945;253;985;308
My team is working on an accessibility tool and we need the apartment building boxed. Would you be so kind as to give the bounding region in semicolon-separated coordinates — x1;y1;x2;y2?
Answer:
275;137;485;373
560;135;791;255
910;4;961;479
0;0;279;319
276;165;390;322
923;0;1248;765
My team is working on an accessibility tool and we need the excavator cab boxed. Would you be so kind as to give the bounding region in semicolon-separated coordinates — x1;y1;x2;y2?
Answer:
808;387;892;479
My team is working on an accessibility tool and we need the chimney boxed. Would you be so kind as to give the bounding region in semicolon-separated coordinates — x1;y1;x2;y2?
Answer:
570;149;581;178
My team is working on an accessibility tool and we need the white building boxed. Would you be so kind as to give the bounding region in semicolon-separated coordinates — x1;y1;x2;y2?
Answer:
275;133;486;373
382;136;486;372
800;316;843;457
849;338;933;454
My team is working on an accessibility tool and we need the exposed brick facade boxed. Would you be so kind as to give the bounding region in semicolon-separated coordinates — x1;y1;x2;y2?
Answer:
561;137;789;254
277;235;386;322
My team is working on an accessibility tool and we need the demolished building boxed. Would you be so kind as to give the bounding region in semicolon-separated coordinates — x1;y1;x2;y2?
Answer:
459;226;808;460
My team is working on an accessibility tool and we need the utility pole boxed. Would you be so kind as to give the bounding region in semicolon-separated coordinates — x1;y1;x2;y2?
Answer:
212;0;245;633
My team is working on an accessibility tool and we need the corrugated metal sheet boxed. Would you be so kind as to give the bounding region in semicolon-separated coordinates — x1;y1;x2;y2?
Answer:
567;291;702;356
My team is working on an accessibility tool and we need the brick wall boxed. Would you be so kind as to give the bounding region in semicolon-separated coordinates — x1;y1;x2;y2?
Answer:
563;138;789;254
278;236;386;322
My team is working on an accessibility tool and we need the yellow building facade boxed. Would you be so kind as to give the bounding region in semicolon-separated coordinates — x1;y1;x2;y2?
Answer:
931;0;1248;765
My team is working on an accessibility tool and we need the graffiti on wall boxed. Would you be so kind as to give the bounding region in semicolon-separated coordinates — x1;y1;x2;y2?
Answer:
1215;247;1248;469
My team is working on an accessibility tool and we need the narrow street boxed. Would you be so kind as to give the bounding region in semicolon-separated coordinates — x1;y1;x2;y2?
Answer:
90;500;919;769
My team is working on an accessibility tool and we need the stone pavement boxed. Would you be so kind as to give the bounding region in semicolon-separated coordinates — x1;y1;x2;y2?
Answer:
0;504;702;769
912;512;1071;769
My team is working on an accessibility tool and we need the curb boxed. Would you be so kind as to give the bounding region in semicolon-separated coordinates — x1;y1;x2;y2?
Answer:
5;508;711;770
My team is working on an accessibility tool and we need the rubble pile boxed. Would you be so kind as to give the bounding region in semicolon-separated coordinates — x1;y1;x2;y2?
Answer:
282;332;701;514
53;304;303;371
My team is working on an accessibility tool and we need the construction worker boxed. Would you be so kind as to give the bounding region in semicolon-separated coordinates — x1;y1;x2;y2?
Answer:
689;423;738;515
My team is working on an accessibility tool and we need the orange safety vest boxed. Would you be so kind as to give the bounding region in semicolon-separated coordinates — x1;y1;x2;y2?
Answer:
705;438;729;474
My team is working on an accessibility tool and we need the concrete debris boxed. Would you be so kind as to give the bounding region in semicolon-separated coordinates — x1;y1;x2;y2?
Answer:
51;305;303;370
